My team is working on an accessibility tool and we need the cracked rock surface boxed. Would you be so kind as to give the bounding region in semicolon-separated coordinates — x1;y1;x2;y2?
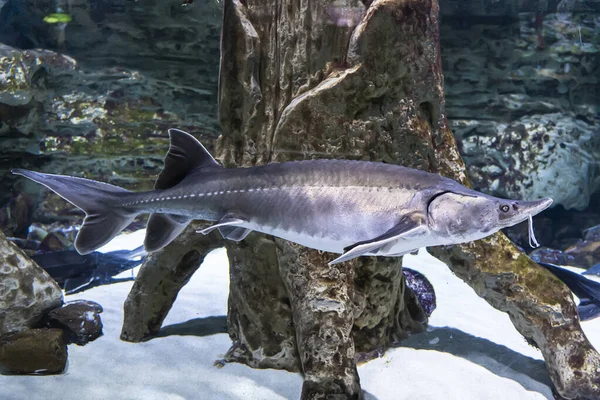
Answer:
0;229;63;336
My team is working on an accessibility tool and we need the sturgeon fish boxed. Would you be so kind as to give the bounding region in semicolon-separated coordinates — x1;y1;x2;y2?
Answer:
12;129;552;264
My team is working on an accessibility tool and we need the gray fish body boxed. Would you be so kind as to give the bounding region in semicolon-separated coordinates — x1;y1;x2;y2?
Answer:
125;161;454;253
13;129;553;264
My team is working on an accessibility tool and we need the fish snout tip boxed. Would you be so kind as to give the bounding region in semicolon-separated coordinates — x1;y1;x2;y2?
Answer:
540;197;553;211
523;196;553;216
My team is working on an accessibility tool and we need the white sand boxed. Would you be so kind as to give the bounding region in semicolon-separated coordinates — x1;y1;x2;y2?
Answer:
2;231;599;400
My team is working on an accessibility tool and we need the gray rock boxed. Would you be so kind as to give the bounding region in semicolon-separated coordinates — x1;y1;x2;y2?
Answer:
47;300;103;346
457;113;600;210
120;223;223;343
583;225;600;241
0;230;63;336
0;328;67;375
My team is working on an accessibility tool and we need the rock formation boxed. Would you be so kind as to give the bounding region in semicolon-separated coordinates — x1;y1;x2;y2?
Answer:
0;328;67;374
46;300;103;345
0;230;63;336
0;231;104;375
441;12;600;210
122;0;600;399
0;0;222;215
457;113;599;211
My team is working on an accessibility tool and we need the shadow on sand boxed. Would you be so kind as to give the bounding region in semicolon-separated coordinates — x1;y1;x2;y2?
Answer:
154;318;552;398
400;325;553;397
152;315;228;339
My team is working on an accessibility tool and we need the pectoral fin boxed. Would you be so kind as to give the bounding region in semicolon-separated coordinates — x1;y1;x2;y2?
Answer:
329;215;421;265
197;214;252;242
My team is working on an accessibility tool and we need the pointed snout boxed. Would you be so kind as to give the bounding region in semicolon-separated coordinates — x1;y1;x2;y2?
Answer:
519;197;553;217
497;196;553;229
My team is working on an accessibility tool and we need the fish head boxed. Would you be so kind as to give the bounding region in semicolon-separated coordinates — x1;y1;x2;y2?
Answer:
427;191;553;241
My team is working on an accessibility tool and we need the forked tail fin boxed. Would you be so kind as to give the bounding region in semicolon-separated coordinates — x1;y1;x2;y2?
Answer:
12;169;137;255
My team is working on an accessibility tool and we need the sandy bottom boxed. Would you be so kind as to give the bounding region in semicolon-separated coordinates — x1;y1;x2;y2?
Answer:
2;230;599;400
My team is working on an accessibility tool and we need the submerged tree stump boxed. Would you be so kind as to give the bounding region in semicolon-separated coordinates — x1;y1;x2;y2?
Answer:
121;224;223;342
121;0;600;399
217;0;431;397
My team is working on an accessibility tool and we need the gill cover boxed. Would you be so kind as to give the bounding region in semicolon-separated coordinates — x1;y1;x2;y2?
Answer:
427;192;496;238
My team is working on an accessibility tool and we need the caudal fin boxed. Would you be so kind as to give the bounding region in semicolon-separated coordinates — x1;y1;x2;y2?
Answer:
12;169;137;255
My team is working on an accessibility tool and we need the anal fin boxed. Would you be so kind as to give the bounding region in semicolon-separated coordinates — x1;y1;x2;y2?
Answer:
329;215;422;265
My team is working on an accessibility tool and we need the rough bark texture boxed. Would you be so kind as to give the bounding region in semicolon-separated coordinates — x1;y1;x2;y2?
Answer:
218;0;600;399
276;241;361;398
217;0;432;398
118;0;600;398
224;233;300;372
120;224;223;342
430;239;600;400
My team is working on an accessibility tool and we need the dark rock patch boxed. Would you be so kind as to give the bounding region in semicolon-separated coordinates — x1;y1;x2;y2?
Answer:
46;300;103;346
0;328;67;375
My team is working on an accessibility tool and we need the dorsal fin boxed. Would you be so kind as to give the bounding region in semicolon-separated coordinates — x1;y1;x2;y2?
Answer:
154;128;220;190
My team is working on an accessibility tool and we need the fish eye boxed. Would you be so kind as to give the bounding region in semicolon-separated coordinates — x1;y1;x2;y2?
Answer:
500;205;510;213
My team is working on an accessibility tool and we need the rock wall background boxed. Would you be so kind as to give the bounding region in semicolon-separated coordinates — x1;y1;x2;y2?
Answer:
441;11;600;211
0;0;598;236
0;0;221;227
